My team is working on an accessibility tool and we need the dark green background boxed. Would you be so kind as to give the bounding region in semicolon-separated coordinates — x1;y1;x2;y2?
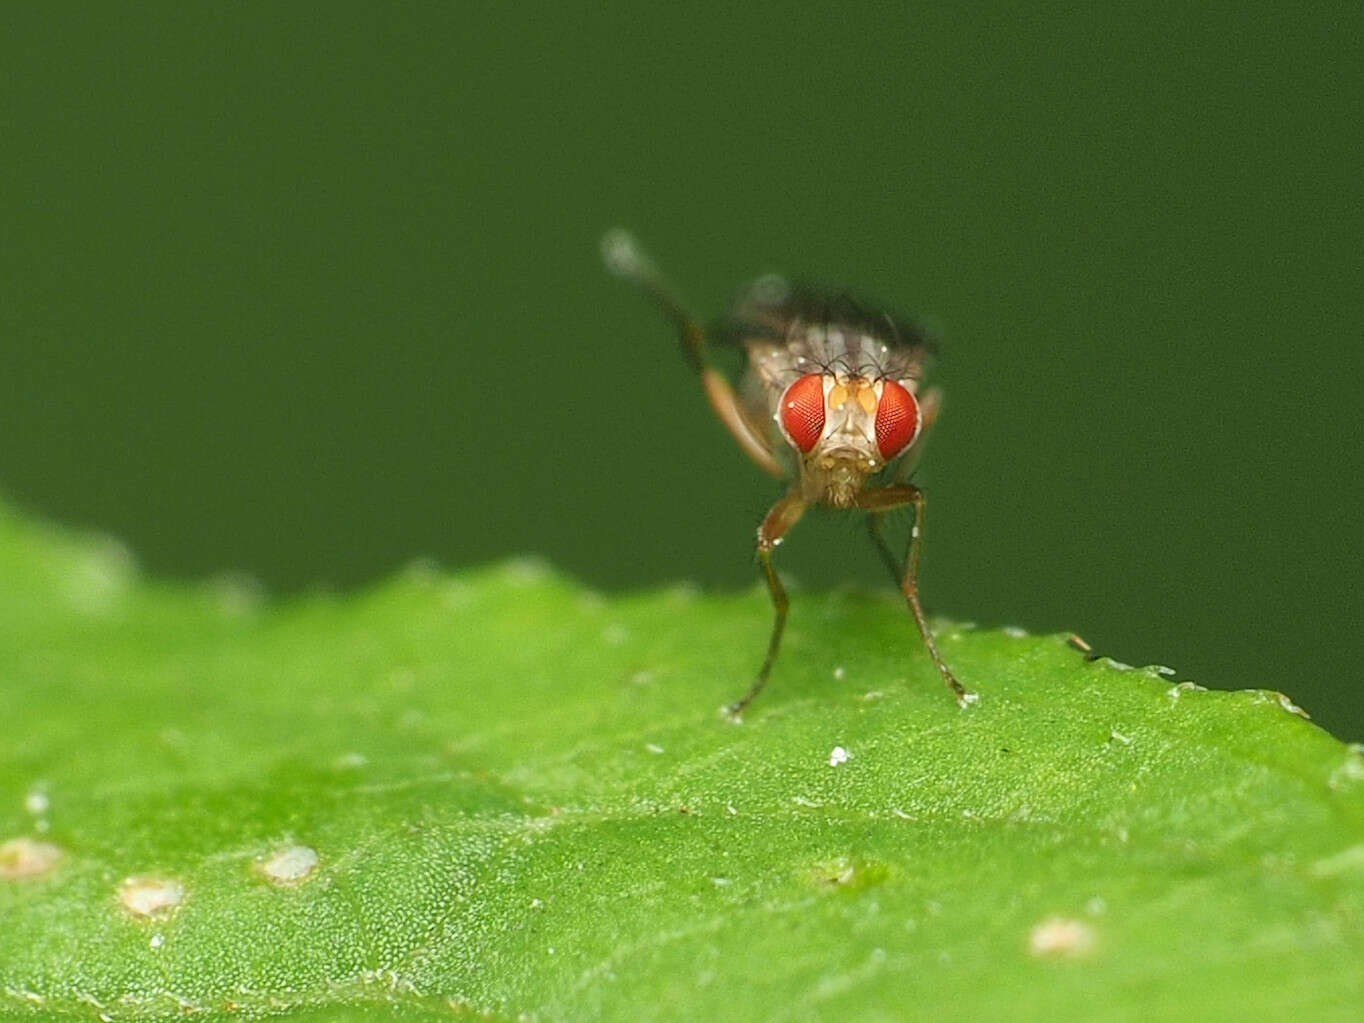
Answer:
3;6;1360;737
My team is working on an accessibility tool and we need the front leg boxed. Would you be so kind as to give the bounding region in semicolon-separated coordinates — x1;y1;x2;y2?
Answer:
603;229;784;478
860;485;975;707
727;491;809;717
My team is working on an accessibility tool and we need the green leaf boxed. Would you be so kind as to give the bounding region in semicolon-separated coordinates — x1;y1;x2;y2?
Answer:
2;499;1362;1021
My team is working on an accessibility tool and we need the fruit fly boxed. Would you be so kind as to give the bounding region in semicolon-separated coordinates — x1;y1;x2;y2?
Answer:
603;230;974;716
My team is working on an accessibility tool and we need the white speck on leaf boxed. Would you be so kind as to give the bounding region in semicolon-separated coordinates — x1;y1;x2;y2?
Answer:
24;789;49;815
119;877;185;919
1167;681;1207;702
829;746;851;767
0;837;63;879
1002;625;1028;638
1109;730;1132;745
1275;692;1310;718
149;933;165;950
260;844;320;885
644;743;665;755
1029;917;1097;958
833;665;846;681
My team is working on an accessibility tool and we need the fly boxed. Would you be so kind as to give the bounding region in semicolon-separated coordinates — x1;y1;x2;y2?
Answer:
603;230;975;716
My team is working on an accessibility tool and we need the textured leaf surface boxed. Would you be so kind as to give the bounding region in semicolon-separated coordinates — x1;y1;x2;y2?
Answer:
2;501;1362;1021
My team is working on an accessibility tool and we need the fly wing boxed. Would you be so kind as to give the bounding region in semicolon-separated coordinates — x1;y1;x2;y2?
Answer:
720;276;939;396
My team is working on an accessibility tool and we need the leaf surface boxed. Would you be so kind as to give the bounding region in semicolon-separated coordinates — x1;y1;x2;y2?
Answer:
2;502;1361;1021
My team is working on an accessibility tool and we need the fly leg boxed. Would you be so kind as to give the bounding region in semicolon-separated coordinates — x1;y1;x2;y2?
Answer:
860;485;974;706
727;492;809;718
866;511;902;585
602;229;784;479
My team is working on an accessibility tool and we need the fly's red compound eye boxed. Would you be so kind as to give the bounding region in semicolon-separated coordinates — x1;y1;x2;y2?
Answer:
779;373;826;453
875;379;920;459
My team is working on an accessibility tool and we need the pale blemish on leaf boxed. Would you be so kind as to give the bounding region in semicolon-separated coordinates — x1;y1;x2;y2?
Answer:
118;877;185;919
1167;680;1208;702
1029;917;1097;959
804;856;890;893
0;837;63;880
828;745;851;767
1275;692;1310;719
259;845;320;886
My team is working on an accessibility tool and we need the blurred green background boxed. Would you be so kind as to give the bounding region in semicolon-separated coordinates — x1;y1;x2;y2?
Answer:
2;5;1359;738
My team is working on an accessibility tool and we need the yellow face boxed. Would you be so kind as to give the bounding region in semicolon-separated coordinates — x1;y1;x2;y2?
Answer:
774;372;923;507
826;377;879;417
